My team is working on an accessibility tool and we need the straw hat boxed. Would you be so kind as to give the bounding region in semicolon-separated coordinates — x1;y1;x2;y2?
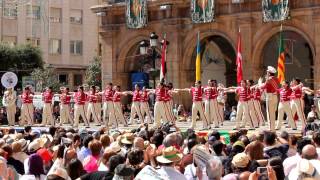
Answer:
297;159;316;176
232;153;250;168
107;142;122;153
18;139;30;152
121;133;134;145
156;146;183;164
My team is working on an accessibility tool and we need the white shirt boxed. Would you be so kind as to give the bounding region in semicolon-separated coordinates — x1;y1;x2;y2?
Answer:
20;174;46;180
283;153;301;176
157;166;187;180
184;164;208;180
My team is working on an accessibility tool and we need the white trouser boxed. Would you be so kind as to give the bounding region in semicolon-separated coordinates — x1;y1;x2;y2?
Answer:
60;104;72;124
253;100;265;125
153;101;169;128
140;102;152;123
42;103;54;126
6;105;16;126
205;99;220;127
129;102;143;124
291;98;306;129
96;102;102;123
235;101;253;128
266;93;278;131
74;104;89;127
191;101;209;129
247;100;258;128
21;103;33;125
109;102;127;126
277;101;296;129
103;101;113;125
218;103;224;125
87;103;101;124
164;100;175;122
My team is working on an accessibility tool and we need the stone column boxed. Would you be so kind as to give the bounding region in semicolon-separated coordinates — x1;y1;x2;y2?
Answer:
100;32;114;87
313;15;320;89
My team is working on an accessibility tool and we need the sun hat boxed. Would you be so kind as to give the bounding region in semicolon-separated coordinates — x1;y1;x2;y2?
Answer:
232;153;250;168
28;138;45;153
107;142;122;153
18;139;30;152
156;146;182;164
121;133;134;145
297;159;316;176
232;141;245;149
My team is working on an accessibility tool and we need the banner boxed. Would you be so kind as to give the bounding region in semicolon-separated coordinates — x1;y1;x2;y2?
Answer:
126;0;147;29
191;0;215;23
262;0;289;22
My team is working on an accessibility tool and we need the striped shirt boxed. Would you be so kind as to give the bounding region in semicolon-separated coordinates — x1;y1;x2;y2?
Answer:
291;85;302;99
204;87;218;100
113;92;121;102
236;87;249;102
261;76;279;93
156;88;166;101
103;89;114;102
191;87;203;102
140;91;149;102
278;87;292;102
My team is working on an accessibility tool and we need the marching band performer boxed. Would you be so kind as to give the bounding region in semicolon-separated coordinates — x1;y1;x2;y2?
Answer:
2;88;16;126
179;81;209;129
83;84;89;116
251;83;265;126
290;78;307;130
247;80;259;128
259;66;279;131
59;87;73;125
204;80;220;128
101;83;114;126
20;86;34;125
95;86;102;124
227;80;254;130
109;85;128;127
86;86;101;125
42;87;54;126
276;81;296;130
153;82;170;128
127;84;143;125
163;84;177;123
217;83;227;126
140;86;153;124
74;86;90;127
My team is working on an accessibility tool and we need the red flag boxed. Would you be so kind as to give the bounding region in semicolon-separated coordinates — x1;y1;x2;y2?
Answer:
236;29;243;85
160;37;167;82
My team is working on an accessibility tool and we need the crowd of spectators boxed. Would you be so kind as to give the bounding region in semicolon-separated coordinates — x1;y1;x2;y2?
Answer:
0;123;318;180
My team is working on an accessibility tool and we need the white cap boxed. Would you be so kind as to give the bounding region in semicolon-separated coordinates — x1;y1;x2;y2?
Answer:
267;66;277;74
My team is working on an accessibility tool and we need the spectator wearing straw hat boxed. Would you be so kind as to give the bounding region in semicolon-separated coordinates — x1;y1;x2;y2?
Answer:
156;146;186;180
12;139;29;164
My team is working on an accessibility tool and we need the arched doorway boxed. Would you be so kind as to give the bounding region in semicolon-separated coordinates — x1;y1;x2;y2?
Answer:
261;30;314;88
124;41;161;90
190;36;237;87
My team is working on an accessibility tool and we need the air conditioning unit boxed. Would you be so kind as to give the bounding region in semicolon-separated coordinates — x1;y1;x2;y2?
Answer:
232;0;244;3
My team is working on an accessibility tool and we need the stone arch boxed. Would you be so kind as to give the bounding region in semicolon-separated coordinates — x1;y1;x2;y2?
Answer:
252;24;316;79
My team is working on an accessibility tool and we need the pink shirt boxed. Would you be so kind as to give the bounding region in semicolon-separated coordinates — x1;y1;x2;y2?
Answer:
83;155;99;173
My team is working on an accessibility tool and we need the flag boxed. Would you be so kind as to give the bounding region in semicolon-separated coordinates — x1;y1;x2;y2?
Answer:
236;29;243;85
160;35;167;82
196;32;201;81
277;25;285;83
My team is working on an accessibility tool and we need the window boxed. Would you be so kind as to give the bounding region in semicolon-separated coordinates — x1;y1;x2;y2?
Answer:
74;74;83;86
50;8;61;23
49;39;61;54
3;3;17;18
3;36;17;46
70;41;82;55
58;74;68;84
70;10;82;24
26;5;41;19
27;38;40;46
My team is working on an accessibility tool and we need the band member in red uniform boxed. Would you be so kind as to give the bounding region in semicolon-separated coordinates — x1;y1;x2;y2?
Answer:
128;84;143;125
100;83;114;126
276;81;296;130
290;78;307;130
2;87;17;126
74;86;90;127
153;82;170;128
251;83;265;126
140;86;153;124
20;86;34;125
247;80;259;128
42;87;54;126
109;86;128;127
179;81;209;129
86;86;101;125
227;80;254;129
163;84;175;123
95;86;102;124
59;87;73;125
204;80;220;128
217;83;227;126
259;66;279;131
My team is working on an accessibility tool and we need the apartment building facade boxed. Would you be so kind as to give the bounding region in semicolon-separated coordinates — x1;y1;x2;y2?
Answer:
0;0;98;90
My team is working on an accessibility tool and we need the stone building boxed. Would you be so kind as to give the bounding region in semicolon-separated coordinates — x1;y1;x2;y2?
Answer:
0;0;98;89
92;0;320;108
